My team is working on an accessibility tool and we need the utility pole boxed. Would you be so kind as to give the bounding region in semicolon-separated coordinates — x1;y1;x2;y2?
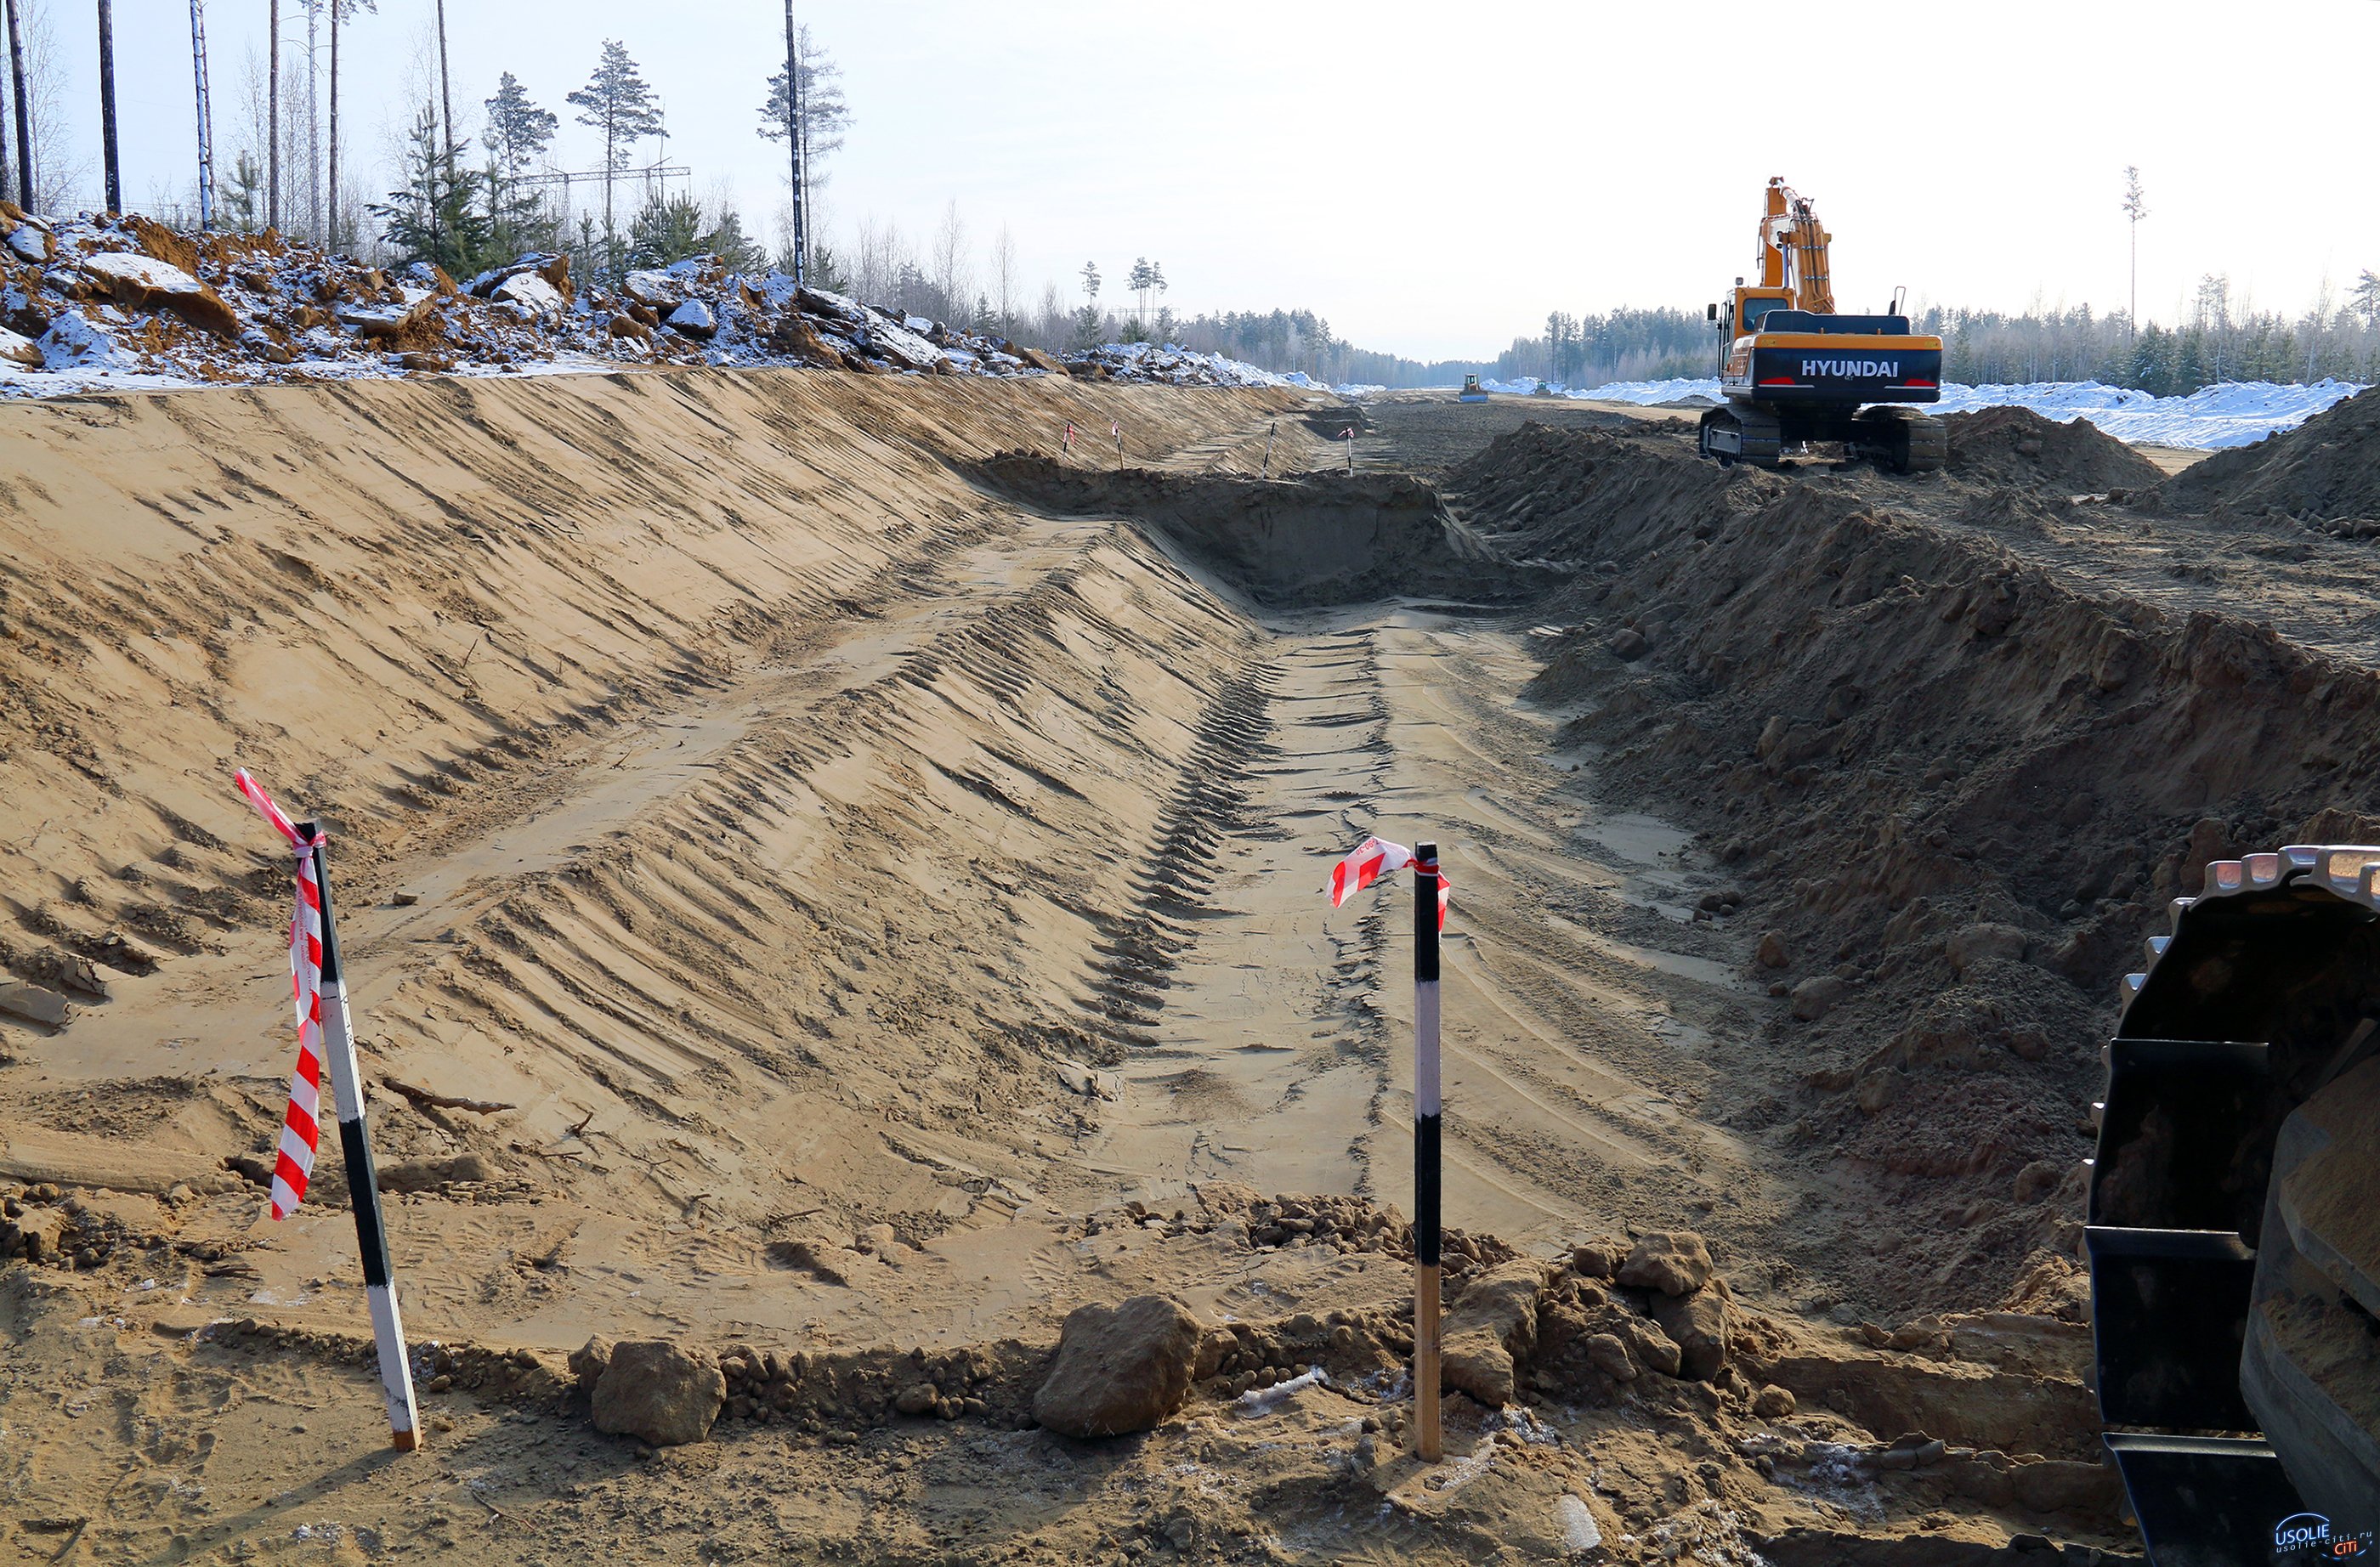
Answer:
190;0;214;229
96;0;122;213
782;0;804;287
267;0;280;229
2;0;26;209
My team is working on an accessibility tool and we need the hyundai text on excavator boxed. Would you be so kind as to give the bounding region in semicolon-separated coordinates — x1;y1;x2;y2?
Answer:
1700;177;1946;473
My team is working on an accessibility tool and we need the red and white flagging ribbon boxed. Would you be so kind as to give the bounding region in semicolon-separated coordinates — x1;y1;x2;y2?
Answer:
234;768;326;1219
1329;835;1450;928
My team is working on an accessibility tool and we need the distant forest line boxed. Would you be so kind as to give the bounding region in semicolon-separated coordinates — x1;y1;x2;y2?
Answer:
1202;279;2380;392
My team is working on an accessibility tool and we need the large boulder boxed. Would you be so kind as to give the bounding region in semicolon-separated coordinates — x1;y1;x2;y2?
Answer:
1617;1231;1714;1297
1439;1259;1545;1407
591;1339;724;1446
665;299;717;339
494;271;565;318
78;251;241;338
1032;1293;1203;1438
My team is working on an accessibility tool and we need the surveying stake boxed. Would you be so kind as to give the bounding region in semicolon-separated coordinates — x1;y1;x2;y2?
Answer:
1328;833;1453;1462
235;771;422;1451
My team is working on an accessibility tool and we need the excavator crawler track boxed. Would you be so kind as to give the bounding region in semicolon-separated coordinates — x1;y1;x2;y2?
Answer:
2094;846;2380;1560
1852;404;1945;474
1697;404;1781;467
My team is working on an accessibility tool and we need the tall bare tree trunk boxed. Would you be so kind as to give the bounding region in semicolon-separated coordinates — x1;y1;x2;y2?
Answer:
2;0;26;209
190;0;214;229
326;0;338;247
306;0;319;240
96;0;121;212
267;0;279;229
434;0;451;171
795;0;813;287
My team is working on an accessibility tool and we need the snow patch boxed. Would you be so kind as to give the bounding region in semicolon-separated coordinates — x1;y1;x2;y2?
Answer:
1564;375;2369;450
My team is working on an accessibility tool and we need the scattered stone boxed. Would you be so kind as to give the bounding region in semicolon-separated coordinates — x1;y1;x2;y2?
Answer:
1439;1259;1544;1406
568;1335;613;1393
493;271;565;318
1756;931;1790;969
1789;975;1847;1021
1946;923;2027;976
1032;1293;1203;1438
1584;1332;1637;1382
666;299;717;339
1618;1231;1714;1297
591;1339;725;1446
1752;1383;1796;1419
0;982;71;1027
79;250;241;337
1608;627;1649;660
894;1382;939;1416
1569;1238;1624;1279
377;1152;499;1192
1650;1285;1731;1381
2013;1161;2063;1203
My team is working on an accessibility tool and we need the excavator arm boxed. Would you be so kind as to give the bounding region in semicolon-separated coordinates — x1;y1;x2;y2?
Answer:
1757;175;1836;315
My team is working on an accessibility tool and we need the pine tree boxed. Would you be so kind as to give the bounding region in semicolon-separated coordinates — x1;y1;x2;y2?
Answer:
626;189;704;269
703;205;766;273
567;41;663;281
224;148;264;231
482;71;558;261
2352;270;2380;331
756;21;849;273
373;100;489;276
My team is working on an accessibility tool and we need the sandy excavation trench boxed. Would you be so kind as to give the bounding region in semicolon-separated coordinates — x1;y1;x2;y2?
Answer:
19;371;2373;1561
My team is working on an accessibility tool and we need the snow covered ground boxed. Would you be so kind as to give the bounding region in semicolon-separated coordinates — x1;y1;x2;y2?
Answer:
1522;375;2368;450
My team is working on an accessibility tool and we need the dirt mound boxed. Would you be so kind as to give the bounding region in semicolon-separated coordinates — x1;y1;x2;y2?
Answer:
1941;405;2164;494
1458;421;2380;1315
972;453;1531;606
2150;383;2380;523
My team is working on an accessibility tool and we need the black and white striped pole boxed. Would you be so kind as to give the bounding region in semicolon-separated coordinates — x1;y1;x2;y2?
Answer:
300;820;423;1451
1413;840;1443;1462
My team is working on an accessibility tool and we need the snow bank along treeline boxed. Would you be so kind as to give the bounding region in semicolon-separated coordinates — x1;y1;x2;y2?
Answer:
1488;374;2369;451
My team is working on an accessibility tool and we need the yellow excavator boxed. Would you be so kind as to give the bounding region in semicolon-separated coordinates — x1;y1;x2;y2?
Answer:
1700;178;1946;473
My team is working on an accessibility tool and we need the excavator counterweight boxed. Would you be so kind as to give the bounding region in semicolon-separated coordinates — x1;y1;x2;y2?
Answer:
1698;177;1946;474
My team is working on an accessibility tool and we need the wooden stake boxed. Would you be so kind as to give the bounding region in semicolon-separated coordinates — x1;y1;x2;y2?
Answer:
300;821;422;1451
1414;840;1442;1462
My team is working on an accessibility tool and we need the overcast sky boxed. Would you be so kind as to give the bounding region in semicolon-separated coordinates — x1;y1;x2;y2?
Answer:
45;0;2380;361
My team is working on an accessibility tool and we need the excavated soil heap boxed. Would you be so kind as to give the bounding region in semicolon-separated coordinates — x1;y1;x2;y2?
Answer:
1459;421;2380;1312
1941;405;2165;495
973;453;1526;606
2150;383;2380;523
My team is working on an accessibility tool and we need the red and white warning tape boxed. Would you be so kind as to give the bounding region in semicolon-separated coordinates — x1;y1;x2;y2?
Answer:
1329;835;1450;927
234;767;326;1220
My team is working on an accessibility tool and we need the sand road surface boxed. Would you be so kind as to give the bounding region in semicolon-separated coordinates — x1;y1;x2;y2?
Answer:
0;369;2229;1563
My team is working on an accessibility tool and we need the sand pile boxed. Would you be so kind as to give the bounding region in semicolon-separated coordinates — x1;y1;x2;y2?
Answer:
972;454;1530;606
1465;421;2380;1313
2149;382;2380;527
1941;405;2165;495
